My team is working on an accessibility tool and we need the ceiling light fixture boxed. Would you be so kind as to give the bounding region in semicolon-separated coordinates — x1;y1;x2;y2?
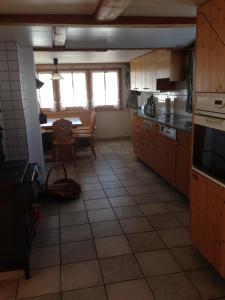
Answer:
51;58;63;80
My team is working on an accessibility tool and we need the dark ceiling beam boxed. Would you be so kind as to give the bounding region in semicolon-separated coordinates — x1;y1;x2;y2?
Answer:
0;14;196;27
95;0;133;21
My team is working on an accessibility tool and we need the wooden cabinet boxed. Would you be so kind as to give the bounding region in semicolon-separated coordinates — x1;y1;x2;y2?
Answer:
130;57;143;91
157;134;176;186
130;49;187;92
195;1;225;93
176;130;192;197
131;115;192;197
190;170;225;278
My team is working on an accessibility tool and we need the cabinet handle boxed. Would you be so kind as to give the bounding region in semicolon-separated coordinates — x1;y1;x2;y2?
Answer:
143;88;150;90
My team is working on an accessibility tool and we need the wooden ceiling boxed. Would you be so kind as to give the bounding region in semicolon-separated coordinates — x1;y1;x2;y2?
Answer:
0;0;207;54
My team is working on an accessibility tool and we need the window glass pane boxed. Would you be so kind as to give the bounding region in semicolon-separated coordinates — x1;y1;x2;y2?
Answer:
37;73;54;109
105;72;119;106
73;73;88;107
92;72;105;107
91;71;120;108
59;73;74;108
59;72;88;108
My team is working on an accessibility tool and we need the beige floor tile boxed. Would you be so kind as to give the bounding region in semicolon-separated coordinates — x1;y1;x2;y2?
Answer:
0;279;17;300
148;183;174;193
81;182;103;192
114;206;143;219
170;246;208;270
121;178;143;187
126;185;152;195
98;175;119;182
61;224;92;243
136;249;181;277
158;228;191;248
140;203;169;216
85;198;111;210
95;235;131;258
17;267;60;299
30;245;60;269
61;260;103;291
132;193;159;205
104;188;128;197
83;190;106;201
91;220;122;238
100;254;143;284
101;180;123;189
155;191;185;202
37;216;59;231
120;217;153;234
62;286;107;300
174;212;190;226
109;196;135;207
79;176;99;184
88;208;116;223
165;200;189;213
106;279;154;300
148;214;182;230
32;228;59;248
60;200;85;214
187;268;225;299
60;211;88;227
148;273;201;300
61;240;97;264
127;231;165;253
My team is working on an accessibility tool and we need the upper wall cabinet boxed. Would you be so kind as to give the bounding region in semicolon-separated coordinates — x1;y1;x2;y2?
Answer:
195;2;225;93
130;49;187;92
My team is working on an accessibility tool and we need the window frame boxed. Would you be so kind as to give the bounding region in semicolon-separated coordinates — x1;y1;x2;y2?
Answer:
58;70;89;111
36;67;123;113
90;69;121;110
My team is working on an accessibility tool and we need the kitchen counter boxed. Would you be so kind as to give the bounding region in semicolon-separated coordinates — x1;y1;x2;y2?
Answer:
135;110;192;132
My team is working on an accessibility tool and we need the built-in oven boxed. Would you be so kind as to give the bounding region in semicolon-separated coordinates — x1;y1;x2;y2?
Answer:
193;93;225;186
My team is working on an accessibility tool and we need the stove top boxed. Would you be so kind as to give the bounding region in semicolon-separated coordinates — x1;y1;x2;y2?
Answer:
0;160;29;182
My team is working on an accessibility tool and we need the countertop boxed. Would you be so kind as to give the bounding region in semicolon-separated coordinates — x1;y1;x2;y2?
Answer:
135;110;192;133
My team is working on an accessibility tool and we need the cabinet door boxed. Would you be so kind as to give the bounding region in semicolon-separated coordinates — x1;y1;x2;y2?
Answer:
157;134;176;186
175;130;192;198
150;52;157;91
135;57;143;91
195;13;225;92
130;60;136;90
190;171;207;256
157;60;170;79
142;53;151;92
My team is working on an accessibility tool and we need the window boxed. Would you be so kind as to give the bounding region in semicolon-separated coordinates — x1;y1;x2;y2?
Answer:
91;71;120;108
37;68;121;111
37;73;55;109
59;72;88;109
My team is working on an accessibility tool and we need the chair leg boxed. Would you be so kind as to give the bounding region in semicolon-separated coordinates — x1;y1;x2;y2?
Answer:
90;137;96;159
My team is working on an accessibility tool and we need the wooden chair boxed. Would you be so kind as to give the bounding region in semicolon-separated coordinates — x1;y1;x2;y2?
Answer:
73;111;97;159
52;119;76;162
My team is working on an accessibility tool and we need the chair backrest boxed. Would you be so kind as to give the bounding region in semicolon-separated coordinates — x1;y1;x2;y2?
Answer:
52;119;73;143
90;111;96;134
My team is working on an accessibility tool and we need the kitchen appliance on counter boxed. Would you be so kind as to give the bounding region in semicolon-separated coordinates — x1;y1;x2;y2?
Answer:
144;94;157;117
193;93;225;186
0;160;40;278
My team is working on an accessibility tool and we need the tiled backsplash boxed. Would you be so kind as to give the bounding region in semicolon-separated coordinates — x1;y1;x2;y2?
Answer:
138;89;192;117
0;42;28;160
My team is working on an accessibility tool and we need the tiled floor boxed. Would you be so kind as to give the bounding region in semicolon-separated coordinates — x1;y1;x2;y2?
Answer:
1;139;225;300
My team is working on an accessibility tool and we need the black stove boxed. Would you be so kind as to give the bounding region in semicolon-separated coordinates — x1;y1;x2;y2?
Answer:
0;160;29;182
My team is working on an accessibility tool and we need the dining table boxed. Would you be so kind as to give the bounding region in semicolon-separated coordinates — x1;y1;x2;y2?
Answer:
41;117;83;132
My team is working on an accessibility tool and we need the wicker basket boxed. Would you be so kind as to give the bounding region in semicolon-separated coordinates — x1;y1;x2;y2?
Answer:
39;164;81;200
